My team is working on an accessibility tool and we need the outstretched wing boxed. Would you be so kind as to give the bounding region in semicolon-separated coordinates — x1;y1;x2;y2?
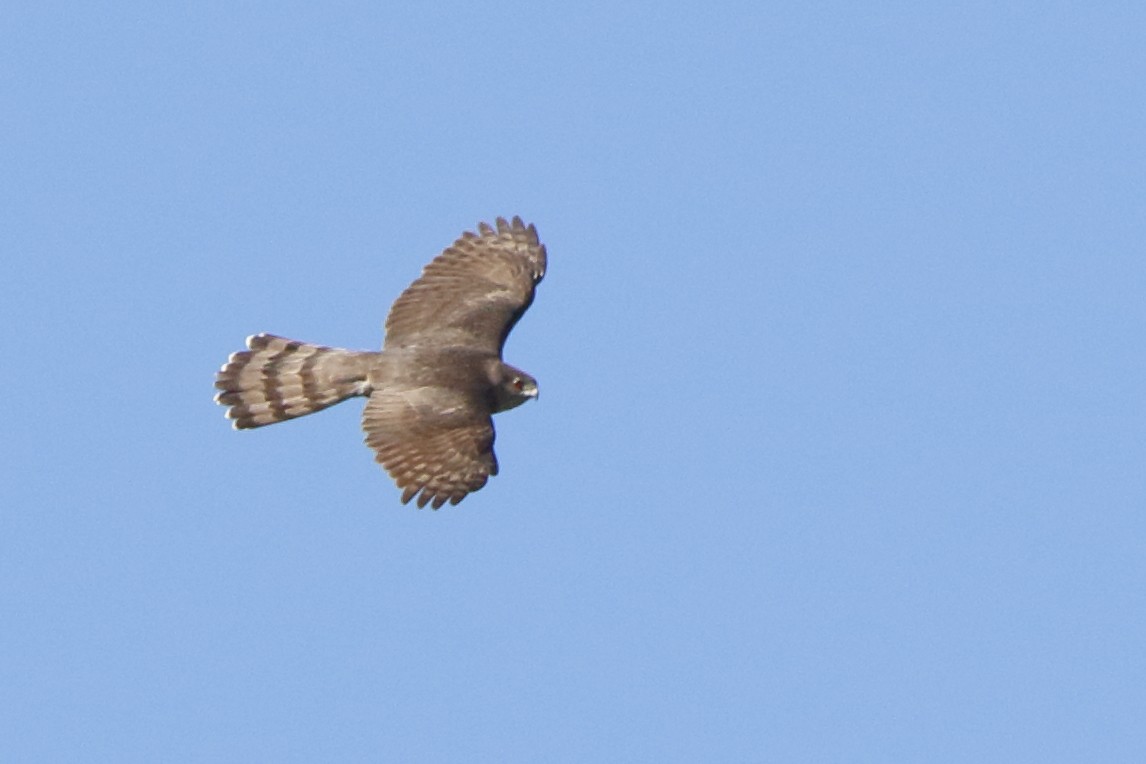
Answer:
383;216;546;355
362;385;498;509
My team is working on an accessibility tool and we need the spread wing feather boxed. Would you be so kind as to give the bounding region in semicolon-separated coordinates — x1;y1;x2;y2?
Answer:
383;216;546;355
362;386;498;509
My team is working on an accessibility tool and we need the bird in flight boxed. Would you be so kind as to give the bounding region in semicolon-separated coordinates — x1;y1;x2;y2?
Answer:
214;216;546;509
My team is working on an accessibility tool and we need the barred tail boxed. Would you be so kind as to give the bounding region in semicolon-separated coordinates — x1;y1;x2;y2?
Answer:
214;333;376;429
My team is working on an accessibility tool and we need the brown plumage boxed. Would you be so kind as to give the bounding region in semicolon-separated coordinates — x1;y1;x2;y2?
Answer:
214;216;546;509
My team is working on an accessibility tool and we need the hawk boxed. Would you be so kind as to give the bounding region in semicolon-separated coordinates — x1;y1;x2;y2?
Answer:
214;216;546;509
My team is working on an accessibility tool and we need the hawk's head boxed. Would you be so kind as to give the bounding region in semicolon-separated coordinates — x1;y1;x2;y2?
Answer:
491;363;539;412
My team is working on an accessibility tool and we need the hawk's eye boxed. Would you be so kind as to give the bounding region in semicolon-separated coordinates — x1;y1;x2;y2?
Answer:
512;377;525;392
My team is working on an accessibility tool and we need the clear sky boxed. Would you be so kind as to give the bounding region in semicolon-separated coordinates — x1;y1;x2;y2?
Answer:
2;2;1144;761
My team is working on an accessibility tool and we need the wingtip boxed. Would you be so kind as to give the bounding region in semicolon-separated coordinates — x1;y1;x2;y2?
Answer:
490;216;531;234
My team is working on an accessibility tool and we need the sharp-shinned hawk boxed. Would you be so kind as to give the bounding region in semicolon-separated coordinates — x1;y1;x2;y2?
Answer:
214;216;546;509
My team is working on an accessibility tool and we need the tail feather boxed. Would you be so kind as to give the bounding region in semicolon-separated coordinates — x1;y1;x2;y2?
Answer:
215;333;375;429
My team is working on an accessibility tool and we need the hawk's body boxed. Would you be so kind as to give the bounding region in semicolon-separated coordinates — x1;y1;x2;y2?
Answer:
214;217;546;509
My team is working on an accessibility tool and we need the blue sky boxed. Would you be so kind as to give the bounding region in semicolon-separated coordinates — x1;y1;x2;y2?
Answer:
2;2;1144;761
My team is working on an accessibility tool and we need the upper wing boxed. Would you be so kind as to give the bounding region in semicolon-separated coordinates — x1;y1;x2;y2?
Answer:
362;384;498;509
383;217;546;355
